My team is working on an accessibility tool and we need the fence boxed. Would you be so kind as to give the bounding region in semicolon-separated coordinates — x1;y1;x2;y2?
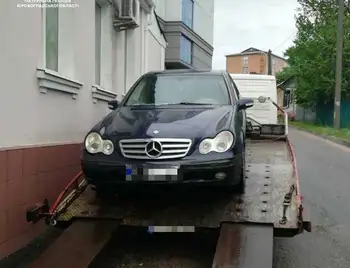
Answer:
295;100;350;128
295;106;316;123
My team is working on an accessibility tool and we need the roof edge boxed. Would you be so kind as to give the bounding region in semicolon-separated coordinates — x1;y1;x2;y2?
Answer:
226;51;286;61
277;76;295;88
154;11;167;44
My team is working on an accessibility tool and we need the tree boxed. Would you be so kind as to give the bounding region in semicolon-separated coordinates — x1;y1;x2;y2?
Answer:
276;0;350;108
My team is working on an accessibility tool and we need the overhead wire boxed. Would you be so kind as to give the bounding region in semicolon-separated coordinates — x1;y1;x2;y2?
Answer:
272;31;297;52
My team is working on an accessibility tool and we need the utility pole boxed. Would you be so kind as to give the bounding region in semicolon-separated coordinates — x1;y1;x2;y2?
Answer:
267;50;272;75
334;0;344;129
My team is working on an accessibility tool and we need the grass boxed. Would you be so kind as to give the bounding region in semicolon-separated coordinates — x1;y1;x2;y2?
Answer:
289;121;350;142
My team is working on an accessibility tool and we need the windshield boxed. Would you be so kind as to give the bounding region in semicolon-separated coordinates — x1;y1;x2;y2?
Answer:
123;74;231;106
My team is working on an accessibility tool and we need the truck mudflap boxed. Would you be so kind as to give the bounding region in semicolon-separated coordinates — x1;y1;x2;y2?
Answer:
26;138;311;236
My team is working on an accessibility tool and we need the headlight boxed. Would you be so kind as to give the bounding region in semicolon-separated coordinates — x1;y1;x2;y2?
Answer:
198;131;235;154
102;140;114;155
198;139;212;154
84;132;114;155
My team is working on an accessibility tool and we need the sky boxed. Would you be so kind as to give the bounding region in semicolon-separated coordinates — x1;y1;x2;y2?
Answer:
212;0;301;69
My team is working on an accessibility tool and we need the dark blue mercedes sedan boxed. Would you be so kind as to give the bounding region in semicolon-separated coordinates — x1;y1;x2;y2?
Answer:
81;70;254;194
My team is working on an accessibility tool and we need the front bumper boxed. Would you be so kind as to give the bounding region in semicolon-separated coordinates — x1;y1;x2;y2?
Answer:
82;156;241;187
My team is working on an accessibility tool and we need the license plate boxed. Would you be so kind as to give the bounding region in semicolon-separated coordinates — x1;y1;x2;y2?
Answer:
148;226;195;233
145;168;178;176
125;166;179;181
144;168;178;181
125;166;138;181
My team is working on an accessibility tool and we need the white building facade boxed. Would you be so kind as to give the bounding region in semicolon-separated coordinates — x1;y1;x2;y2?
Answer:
155;0;215;69
0;0;166;258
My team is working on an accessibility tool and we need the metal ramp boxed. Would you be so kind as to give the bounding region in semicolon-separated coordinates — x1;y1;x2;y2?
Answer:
28;220;118;268
212;223;273;268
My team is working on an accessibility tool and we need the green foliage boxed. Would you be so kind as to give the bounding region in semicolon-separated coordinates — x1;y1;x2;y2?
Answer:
276;0;350;108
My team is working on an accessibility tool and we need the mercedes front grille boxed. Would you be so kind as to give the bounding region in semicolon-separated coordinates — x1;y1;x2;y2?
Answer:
119;138;192;160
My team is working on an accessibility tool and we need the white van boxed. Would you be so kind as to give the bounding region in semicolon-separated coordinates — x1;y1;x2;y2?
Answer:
230;74;278;124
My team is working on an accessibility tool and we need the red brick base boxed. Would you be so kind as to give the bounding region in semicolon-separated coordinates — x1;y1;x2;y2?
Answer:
0;143;81;259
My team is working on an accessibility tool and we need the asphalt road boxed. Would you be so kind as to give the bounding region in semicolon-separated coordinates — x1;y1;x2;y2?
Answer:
273;128;350;268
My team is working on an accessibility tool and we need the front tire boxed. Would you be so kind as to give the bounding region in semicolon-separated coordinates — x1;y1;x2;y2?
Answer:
226;148;246;194
237;149;246;193
237;133;247;193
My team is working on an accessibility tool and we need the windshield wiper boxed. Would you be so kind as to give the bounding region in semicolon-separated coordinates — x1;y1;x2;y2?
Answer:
128;102;213;106
129;104;155;106
167;102;213;105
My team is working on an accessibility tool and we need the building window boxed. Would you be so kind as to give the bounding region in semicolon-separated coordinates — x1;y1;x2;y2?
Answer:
180;35;192;64
45;6;59;71
243;56;248;65
95;2;102;85
38;6;84;97
243;67;248;74
182;0;194;29
283;90;291;108
43;6;75;78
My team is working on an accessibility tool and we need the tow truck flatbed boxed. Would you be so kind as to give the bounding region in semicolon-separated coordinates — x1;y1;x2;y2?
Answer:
25;107;311;267
51;140;300;235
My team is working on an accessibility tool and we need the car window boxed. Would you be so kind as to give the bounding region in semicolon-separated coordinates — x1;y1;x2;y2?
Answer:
124;74;231;106
228;75;240;100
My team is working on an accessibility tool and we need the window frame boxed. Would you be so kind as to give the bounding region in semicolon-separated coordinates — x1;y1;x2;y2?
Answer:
226;73;240;103
180;34;192;64
38;6;84;98
45;6;59;71
283;90;291;108
182;0;194;28
95;2;102;85
243;56;248;65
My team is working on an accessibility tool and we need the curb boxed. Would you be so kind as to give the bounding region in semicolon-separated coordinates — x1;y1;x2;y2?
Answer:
290;126;350;148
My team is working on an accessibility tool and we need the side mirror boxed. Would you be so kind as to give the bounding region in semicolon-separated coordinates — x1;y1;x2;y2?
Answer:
108;99;120;110
238;98;254;110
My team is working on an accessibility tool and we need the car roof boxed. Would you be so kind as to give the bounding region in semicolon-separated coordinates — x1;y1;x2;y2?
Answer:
146;69;225;76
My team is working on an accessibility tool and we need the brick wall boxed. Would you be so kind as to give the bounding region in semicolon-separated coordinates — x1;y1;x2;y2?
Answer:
0;143;81;259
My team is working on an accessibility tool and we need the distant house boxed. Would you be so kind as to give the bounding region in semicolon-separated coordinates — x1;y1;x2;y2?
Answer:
226;47;288;75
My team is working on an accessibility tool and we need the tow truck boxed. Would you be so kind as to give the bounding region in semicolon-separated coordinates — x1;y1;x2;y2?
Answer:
25;97;311;268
